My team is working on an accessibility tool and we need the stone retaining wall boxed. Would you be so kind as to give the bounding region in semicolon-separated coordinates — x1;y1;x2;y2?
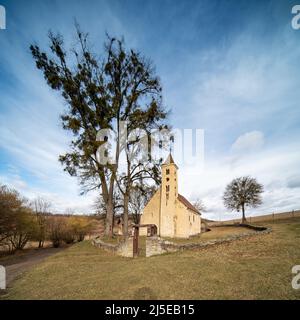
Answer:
93;224;272;258
92;237;133;258
146;224;272;257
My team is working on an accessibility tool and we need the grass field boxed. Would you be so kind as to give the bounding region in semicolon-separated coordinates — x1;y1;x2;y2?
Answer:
209;209;300;226
163;226;256;244
1;218;300;300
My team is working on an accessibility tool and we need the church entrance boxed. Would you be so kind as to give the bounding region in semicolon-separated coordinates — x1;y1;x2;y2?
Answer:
132;224;158;257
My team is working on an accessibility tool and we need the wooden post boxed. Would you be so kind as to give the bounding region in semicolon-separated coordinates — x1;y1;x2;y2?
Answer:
133;226;139;258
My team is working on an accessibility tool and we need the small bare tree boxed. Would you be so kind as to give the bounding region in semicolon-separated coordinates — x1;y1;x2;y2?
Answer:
0;184;37;252
0;184;22;245
223;176;263;223
129;184;155;224
48;216;66;248
32;197;51;248
192;198;207;213
8;208;37;251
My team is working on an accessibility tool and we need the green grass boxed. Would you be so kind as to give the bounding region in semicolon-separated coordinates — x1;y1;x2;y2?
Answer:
2;218;300;300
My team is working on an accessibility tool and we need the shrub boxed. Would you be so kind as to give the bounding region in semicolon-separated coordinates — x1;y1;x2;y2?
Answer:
61;222;76;244
8;208;38;251
69;217;93;242
0;184;38;252
48;217;66;248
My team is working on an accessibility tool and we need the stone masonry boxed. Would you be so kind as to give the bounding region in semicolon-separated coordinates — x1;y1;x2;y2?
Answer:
92;237;133;258
92;224;271;258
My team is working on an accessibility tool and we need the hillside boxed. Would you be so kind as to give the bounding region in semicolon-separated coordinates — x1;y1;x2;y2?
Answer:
207;209;300;226
2;217;300;300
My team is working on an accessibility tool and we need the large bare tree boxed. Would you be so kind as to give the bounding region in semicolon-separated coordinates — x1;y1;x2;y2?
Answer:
223;176;263;223
30;26;168;237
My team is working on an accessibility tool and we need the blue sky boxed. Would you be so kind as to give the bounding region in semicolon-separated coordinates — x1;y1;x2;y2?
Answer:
0;0;300;219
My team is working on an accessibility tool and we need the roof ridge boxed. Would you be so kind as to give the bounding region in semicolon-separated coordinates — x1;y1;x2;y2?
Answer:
178;193;201;214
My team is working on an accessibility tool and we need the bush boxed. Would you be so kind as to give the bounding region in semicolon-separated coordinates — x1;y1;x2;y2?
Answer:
61;222;76;244
47;216;93;247
8;209;38;251
0;183;95;251
0;184;38;252
69;217;93;242
48;217;66;248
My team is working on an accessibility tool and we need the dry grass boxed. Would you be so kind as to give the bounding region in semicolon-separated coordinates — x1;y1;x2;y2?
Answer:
163;226;255;244
99;235;124;245
211;209;300;226
2;218;300;300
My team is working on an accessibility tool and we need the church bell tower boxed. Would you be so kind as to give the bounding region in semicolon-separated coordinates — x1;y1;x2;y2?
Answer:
160;154;178;237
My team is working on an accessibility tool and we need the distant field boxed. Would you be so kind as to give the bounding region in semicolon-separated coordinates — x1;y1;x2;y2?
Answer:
1;217;300;300
208;209;300;226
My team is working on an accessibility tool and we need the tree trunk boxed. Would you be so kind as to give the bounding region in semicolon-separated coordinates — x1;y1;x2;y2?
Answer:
123;193;129;237
241;203;246;224
101;169;115;238
105;196;114;237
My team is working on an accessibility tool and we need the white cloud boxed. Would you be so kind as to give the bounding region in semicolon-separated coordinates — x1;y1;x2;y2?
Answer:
0;170;97;214
178;142;300;221
231;131;264;153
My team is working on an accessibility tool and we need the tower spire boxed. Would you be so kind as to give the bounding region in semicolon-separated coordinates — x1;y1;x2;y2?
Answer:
163;153;175;165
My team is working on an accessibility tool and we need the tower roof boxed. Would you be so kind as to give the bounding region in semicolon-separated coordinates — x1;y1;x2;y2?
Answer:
163;153;176;166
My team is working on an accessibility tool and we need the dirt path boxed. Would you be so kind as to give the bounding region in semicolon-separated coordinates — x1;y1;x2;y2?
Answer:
0;247;67;287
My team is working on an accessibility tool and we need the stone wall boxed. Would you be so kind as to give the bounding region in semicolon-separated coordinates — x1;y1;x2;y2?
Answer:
93;225;271;258
92;237;133;258
146;236;177;257
116;238;133;257
146;225;272;257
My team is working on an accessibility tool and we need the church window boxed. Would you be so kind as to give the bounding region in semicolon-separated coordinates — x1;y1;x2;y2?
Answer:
166;178;169;182
166;169;170;175
193;215;195;222
166;185;170;192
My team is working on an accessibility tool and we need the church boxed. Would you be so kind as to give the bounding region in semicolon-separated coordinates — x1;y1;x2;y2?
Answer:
140;154;202;238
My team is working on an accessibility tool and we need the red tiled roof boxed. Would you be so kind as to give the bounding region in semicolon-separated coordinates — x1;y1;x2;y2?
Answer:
178;194;201;215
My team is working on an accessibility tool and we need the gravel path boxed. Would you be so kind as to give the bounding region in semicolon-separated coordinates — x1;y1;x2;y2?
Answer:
0;247;66;287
